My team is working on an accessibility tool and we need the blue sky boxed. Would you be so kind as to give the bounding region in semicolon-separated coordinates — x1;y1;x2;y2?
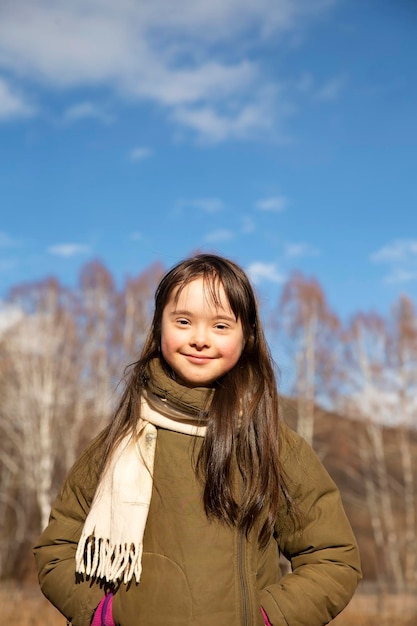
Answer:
0;0;416;322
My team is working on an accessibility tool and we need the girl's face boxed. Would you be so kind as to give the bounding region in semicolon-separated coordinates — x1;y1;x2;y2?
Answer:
160;277;245;387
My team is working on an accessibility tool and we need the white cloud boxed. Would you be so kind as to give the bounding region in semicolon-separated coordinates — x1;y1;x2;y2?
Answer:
179;197;225;213
130;146;153;161
314;75;346;102
0;231;20;248
295;72;345;102
138;61;256;108
384;269;417;284
371;239;417;263
63;101;112;123
284;241;319;258
0;0;337;141
0;233;21;276
246;261;285;284
255;195;288;212
0;78;34;120
370;239;417;284
47;243;91;258
171;91;276;143
204;229;234;243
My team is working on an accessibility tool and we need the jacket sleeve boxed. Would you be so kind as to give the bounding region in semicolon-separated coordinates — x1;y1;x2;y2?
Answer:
33;436;107;626
260;426;362;626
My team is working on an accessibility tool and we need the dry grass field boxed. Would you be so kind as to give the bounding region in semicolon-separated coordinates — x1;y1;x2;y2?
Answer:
3;581;416;626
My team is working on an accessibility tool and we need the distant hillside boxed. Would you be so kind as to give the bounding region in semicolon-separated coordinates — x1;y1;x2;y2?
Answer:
280;397;417;585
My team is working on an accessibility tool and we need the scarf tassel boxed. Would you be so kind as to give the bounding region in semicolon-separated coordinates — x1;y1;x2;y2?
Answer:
75;389;207;586
76;533;142;584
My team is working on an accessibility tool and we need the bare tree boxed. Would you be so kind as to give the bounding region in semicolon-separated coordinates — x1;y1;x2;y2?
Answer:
278;272;340;446
0;278;81;530
78;260;117;423
0;259;164;557
115;261;164;365
388;295;417;588
338;305;417;590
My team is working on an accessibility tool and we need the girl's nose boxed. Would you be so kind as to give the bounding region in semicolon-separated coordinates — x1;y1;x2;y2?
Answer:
190;326;210;349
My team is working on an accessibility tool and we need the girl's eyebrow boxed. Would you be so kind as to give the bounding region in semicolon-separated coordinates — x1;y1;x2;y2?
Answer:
169;308;237;322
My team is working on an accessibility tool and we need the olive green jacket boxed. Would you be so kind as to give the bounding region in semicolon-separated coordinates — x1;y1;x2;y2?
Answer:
34;424;361;626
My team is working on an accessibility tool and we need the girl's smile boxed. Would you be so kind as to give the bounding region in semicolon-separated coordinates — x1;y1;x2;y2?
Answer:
184;354;215;363
160;278;245;386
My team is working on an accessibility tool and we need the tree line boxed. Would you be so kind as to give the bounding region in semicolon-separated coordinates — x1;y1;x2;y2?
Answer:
0;259;416;590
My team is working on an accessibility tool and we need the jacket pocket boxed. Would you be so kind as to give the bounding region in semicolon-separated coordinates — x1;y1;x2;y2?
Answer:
112;552;192;626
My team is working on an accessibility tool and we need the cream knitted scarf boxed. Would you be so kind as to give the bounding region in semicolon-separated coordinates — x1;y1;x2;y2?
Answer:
75;359;213;586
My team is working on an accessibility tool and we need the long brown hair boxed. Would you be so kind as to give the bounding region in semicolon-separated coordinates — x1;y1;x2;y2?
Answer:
103;254;295;546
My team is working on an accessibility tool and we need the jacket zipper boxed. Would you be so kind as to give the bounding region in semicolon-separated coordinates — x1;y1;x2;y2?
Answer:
237;532;249;626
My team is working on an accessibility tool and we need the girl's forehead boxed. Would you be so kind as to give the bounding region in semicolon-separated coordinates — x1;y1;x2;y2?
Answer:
169;276;231;310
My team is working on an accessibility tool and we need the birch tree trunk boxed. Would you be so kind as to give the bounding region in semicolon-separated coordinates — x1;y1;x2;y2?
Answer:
279;272;339;446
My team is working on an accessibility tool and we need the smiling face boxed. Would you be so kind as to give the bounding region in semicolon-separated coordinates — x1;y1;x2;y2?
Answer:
160;277;245;387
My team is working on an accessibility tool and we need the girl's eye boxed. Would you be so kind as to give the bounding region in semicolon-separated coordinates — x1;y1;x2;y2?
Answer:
215;323;228;331
177;318;190;326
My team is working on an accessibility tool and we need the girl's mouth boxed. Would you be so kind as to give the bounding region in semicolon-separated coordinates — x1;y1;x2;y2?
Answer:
184;354;214;363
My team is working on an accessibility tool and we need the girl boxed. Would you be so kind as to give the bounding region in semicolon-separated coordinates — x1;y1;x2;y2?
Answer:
34;253;361;626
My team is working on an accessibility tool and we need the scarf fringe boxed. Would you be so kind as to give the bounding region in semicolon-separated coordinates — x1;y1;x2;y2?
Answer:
76;533;142;584
75;389;208;586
